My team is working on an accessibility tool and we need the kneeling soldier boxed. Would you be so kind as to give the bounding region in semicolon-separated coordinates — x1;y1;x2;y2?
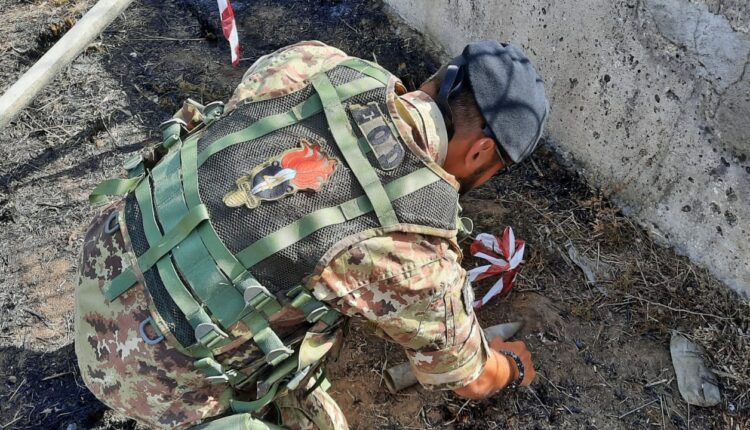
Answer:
75;40;548;429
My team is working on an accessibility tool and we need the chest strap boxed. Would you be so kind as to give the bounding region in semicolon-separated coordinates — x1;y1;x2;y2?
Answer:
236;167;441;268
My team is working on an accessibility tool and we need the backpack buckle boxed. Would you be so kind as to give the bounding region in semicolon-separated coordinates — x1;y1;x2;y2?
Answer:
203;101;225;126
158;118;187;149
286;365;312;391
243;284;281;317
195;322;229;349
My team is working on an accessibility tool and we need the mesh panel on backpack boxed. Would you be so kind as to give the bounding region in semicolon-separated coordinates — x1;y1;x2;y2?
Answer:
197;85;317;154
124;194;196;346
196;64;458;295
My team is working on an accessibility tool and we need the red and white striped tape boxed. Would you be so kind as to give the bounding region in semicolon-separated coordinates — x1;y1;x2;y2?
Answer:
469;227;525;309
216;0;241;66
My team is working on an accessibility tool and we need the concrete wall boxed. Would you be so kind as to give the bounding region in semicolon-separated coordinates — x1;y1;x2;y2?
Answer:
384;0;750;294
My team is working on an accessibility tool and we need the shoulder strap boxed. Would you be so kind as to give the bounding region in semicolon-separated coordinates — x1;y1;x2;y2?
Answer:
311;72;399;227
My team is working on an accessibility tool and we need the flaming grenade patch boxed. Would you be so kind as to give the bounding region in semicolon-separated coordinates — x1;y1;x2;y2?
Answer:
223;139;338;209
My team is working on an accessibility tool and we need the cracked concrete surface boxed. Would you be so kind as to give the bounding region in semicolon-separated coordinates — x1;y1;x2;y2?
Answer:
646;0;750;91
384;0;750;295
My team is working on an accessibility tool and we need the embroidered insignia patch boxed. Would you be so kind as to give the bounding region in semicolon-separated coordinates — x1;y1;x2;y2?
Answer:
350;102;405;170
223;139;338;209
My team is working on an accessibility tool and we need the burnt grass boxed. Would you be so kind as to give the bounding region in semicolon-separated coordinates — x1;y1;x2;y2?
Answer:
0;0;748;429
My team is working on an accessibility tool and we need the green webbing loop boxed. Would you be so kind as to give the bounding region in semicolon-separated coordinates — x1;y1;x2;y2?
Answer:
159;119;185;150
89;176;143;206
194;356;224;378
102;204;211;301
289;290;331;324
181;130;247;282
194;357;249;386
241;312;293;366
123;154;145;178
237;168;441;268
196;77;384;167
151;148;244;328
134;179;216;346
338;58;391;85
230;381;282;414
311;73;398;227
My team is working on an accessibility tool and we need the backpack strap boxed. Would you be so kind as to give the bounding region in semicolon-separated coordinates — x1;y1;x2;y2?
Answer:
236;167;441;268
311;72;398;227
337;58;391;85
88;176;143;206
196;76;385;167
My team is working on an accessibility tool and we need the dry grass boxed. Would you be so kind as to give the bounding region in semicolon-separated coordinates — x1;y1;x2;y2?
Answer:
473;146;750;414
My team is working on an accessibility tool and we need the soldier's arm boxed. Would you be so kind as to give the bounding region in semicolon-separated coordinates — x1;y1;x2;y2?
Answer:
309;231;521;393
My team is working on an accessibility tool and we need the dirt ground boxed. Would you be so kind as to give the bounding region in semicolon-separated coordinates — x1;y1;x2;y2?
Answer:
0;0;748;429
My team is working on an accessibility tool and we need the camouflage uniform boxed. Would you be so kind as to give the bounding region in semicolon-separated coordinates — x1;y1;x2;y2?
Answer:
76;41;488;429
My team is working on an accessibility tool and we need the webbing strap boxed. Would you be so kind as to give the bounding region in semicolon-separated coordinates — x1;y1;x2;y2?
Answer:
196;77;385;167
230;381;281;414
89;176;143;206
194;356;249;386
311;73;398;227
237;167;441;268
240;312;293;366
103;203;211;301
133;179;214;336
181;133;247;282
236;277;292;365
338;58;391;85
151;150;244;328
183;132;292;362
288;288;339;325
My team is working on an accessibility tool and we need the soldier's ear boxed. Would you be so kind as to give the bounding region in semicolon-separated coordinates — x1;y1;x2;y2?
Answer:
464;137;496;169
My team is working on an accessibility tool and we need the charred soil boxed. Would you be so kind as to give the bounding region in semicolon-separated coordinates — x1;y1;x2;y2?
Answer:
0;0;748;429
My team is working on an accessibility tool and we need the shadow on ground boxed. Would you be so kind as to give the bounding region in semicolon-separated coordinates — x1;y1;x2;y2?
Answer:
0;344;114;429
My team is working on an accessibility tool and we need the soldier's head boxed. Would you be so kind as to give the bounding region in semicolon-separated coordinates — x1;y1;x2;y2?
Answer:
420;40;549;193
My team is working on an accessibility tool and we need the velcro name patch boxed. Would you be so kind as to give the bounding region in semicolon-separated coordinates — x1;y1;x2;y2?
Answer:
350;102;405;170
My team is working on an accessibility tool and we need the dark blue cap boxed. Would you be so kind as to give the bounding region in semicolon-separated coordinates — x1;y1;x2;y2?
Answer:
437;40;549;163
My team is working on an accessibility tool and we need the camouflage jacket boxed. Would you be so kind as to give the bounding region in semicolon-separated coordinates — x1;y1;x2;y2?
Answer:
226;41;489;390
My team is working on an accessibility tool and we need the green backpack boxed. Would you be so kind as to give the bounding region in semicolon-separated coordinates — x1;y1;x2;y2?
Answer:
77;58;461;428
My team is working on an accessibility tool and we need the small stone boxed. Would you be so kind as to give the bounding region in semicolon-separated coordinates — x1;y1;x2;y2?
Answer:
8;375;16;384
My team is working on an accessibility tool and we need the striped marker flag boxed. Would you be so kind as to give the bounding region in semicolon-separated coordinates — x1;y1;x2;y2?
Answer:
468;227;525;309
217;0;241;66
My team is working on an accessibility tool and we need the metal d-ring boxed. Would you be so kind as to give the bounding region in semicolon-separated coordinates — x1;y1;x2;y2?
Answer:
103;211;120;234
139;316;165;345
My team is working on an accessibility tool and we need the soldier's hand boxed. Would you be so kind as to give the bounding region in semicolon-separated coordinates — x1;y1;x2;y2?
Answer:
489;338;536;387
